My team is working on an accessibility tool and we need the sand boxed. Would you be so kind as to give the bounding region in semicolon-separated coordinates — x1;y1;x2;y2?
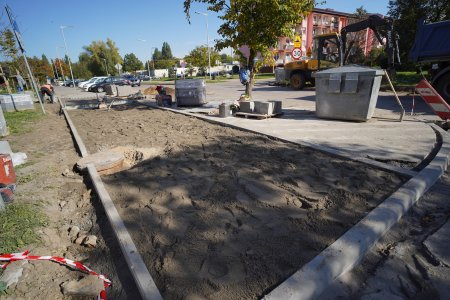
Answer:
69;103;404;299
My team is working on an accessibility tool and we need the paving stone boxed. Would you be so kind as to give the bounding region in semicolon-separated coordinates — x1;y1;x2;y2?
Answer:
423;220;450;266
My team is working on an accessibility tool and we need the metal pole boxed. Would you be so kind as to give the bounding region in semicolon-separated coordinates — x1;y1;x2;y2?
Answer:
5;6;45;113
206;14;211;80
60;26;76;88
195;12;211;80
147;60;151;78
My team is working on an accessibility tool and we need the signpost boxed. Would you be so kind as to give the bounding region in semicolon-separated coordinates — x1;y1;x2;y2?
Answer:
5;5;45;114
115;63;122;75
294;35;302;48
291;48;302;61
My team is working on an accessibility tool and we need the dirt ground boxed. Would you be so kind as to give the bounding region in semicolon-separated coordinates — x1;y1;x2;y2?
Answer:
1;103;138;300
68;103;405;299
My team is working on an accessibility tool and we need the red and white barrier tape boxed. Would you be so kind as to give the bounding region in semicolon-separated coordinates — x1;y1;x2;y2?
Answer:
0;250;111;300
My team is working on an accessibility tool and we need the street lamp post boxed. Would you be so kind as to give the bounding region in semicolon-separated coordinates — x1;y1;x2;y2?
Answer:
102;58;109;75
60;25;76;87
151;47;157;78
195;11;211;80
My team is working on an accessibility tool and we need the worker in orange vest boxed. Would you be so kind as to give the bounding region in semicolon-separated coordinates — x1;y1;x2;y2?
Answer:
40;84;55;103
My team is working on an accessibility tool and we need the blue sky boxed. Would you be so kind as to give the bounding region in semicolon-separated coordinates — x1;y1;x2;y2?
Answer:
2;0;389;63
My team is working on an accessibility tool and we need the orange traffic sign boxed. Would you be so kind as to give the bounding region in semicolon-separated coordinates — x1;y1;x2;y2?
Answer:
294;35;302;48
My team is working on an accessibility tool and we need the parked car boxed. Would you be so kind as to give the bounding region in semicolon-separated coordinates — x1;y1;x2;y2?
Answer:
79;77;104;89
122;74;141;87
138;75;151;81
63;79;83;87
84;77;108;91
88;76;130;93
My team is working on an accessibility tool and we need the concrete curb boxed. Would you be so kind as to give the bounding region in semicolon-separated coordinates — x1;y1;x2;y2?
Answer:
140;103;419;178
264;124;449;300
61;108;162;300
62;108;88;157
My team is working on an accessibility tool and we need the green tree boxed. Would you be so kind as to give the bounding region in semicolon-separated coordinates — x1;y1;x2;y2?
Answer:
152;44;177;69
161;42;174;59
41;54;50;66
184;0;314;97
388;0;450;69
185;45;220;71
220;53;233;63
0;29;18;60
72;52;92;79
27;55;53;82
82;38;123;75
123;53;144;72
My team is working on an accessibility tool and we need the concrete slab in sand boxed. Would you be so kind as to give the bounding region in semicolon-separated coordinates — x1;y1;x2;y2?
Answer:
424;220;450;266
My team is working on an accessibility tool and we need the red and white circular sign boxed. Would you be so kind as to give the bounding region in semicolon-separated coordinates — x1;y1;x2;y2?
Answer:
291;48;302;60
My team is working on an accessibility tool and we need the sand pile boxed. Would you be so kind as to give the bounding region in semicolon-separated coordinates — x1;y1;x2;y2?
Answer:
69;106;404;299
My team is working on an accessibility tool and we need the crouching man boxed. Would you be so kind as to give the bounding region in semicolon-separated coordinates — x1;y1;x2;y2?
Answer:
40;84;55;103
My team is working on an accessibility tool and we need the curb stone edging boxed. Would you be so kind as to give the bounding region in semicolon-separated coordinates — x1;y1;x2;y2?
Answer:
61;108;163;300
263;124;449;300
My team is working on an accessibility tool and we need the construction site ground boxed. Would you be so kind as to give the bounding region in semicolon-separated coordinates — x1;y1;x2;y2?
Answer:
0;79;448;299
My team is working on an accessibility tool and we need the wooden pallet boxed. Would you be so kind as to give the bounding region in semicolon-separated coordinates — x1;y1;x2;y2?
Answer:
235;111;283;119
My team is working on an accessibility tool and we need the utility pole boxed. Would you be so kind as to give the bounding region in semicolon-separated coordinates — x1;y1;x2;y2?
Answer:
195;11;211;80
60;25;76;88
5;5;45;113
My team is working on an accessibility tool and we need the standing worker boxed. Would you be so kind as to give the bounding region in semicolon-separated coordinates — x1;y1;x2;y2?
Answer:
40;83;55;103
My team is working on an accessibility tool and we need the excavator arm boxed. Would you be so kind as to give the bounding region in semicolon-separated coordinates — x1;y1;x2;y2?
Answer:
340;15;400;70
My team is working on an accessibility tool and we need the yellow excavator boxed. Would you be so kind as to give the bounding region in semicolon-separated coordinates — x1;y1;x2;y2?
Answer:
285;15;400;89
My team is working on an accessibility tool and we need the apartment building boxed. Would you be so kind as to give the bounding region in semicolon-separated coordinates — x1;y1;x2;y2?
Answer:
276;8;352;65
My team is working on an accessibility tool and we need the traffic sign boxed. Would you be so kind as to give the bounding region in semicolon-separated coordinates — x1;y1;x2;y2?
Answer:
293;35;302;48
291;48;302;60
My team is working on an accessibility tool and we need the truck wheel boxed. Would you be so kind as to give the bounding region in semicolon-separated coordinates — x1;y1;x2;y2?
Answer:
434;73;450;104
290;73;306;90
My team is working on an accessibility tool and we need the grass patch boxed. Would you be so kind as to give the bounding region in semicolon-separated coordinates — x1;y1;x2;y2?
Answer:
394;71;428;86
0;203;48;254
255;73;275;79
3;109;44;135
14;161;34;170
17;173;35;184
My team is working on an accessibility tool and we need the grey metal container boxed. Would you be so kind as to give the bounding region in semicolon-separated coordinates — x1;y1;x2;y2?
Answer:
0;94;35;112
275;68;286;83
175;79;206;106
313;66;384;121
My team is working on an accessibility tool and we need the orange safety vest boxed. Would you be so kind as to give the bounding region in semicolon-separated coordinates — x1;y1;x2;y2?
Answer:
41;84;53;91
